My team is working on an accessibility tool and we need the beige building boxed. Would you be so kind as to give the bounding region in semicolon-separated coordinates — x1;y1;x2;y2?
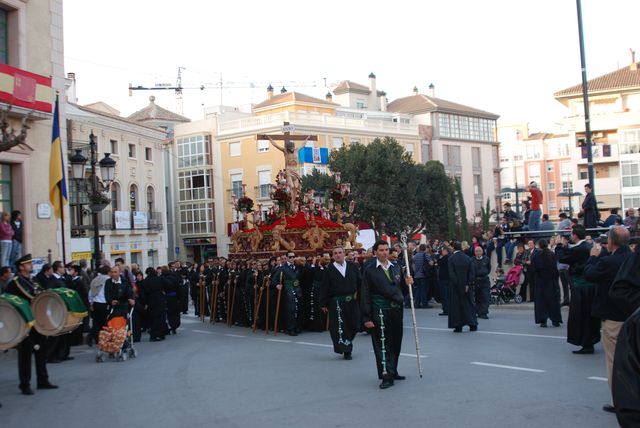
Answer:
0;0;68;265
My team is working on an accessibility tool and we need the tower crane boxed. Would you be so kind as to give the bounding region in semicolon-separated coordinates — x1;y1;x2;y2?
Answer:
129;67;319;115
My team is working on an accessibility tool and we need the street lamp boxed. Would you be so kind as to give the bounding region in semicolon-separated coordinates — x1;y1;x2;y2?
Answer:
69;132;117;271
557;191;583;218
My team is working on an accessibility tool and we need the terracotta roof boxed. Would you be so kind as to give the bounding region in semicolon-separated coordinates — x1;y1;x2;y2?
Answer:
69;103;166;133
386;94;499;119
524;132;554;141
253;91;339;110
127;96;190;123
333;80;371;95
554;63;640;97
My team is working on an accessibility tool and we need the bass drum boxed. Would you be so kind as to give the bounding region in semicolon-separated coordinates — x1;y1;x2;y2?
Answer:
0;296;31;350
31;290;83;336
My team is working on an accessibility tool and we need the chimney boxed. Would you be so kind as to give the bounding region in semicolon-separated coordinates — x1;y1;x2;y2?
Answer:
267;84;274;100
413;86;419;96
379;91;387;112
280;86;287;94
631;48;637;71
428;83;435;98
325;91;333;102
66;72;78;104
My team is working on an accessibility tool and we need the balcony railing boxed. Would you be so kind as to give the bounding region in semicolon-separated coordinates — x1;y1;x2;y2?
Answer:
226;188;243;204
70;210;163;234
254;184;271;200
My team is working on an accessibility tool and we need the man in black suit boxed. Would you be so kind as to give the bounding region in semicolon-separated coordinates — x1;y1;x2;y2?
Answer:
580;183;599;229
583;226;631;413
556;224;600;354
320;246;362;360
360;240;412;389
4;254;58;395
448;242;478;332
271;251;303;336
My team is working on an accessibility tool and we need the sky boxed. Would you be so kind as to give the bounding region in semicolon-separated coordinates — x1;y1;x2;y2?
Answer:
63;0;640;132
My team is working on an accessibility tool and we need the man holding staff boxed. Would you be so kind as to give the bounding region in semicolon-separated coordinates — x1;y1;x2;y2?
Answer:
320;246;362;360
360;240;413;389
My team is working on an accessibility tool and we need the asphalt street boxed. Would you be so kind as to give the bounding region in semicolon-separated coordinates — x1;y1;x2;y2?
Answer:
0;305;618;428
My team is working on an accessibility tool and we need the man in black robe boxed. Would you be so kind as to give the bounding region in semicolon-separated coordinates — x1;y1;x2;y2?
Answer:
139;267;168;341
360;240;411;389
448;241;478;333
306;253;330;331
320;246;361;359
161;265;182;334
4;254;58;395
271;252;302;335
580;183;599;229
556;224;600;354
472;246;491;319
612;306;640;427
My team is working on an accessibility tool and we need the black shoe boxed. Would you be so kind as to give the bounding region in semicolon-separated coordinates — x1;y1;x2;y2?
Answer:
393;374;406;380
479;314;489;319
288;331;298;336
453;327;462;333
343;352;352;360
540;322;548;328
20;387;34;395
470;325;478;332
603;404;616;413
552;321;561;327
171;329;177;334
379;379;394;389
438;312;448;316
572;347;594;355
37;383;58;390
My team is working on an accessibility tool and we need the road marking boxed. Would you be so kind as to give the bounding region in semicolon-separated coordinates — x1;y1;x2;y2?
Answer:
399;353;427;359
192;330;214;335
410;326;565;339
588;376;608;382
225;334;245;338
266;339;292;343
470;362;545;373
295;341;333;348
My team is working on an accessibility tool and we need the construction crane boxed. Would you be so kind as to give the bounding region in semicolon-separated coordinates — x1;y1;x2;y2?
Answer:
129;67;319;115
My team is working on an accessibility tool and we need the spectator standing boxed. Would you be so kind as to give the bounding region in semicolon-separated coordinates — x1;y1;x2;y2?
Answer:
412;244;429;308
0;211;14;269
9;210;23;268
623;208;639;237
531;239;562;327
528;182;543;232
580;183;599;229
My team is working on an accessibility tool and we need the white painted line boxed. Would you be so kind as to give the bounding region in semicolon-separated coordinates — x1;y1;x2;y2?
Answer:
266;339;292;343
471;362;545;373
409;326;565;339
295;341;333;348
399;353;427;359
225;334;245;338
588;376;608;382
192;330;214;335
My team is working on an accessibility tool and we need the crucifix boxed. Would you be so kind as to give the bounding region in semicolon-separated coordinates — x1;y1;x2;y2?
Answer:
257;121;318;209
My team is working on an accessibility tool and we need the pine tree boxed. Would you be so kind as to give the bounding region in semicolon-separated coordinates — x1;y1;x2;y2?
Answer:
447;192;455;239
455;177;470;242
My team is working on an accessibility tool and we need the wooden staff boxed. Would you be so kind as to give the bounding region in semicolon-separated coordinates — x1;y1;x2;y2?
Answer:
265;278;271;335
199;274;205;322
401;232;423;378
210;273;219;324
228;275;237;327
273;272;284;335
253;274;267;332
252;272;258;325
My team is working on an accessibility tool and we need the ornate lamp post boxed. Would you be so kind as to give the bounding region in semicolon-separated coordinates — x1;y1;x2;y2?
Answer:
69;132;117;271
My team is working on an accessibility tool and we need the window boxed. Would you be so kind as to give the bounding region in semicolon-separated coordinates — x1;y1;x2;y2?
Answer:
332;137;343;150
356;99;366;109
472;147;481;169
0;163;11;213
513;154;524;161
257;170;271;199
129;184;138;211
442;144;461;169
473;174;482;196
528;163;541;183
548;201;557;211
526;145;540;160
557;142;571;157
0;10;7;65
562;181;573;193
146;186;154;212
110;139;118;155
257;139;269;153
178;169;213;201
622;160;640;187
229;141;241;157
438;113;496;142
548;182;556;191
230;173;243;199
406;143;414;156
579;170;589;180
110;182;119;211
620;129;640;154
546;162;554;172
492;147;499;169
177;135;210;168
145;147;152;161
624;196;640;210
179;202;214;235
128;144;136;158
350;138;360;146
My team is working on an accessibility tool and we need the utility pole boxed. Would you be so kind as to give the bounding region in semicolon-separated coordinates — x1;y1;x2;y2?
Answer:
576;0;595;196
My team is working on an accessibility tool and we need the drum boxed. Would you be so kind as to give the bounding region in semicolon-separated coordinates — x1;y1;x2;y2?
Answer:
31;288;88;336
0;293;34;350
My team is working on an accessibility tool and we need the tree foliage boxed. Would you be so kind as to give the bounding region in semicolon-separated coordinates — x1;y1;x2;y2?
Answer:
455;177;470;242
301;168;336;196
414;161;454;237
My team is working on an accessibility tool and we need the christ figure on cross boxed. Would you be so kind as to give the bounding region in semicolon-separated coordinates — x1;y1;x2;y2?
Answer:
269;137;303;207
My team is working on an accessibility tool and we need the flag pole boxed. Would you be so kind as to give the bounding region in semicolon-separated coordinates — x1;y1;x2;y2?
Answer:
59;181;67;265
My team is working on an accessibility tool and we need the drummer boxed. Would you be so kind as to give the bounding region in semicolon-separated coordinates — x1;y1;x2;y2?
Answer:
4;254;58;395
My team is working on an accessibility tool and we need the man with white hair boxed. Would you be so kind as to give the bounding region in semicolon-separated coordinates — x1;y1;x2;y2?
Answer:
528;181;543;232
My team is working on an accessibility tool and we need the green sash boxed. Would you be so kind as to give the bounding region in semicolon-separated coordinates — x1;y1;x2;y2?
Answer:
284;279;300;288
49;288;88;317
571;276;595;288
0;293;34;326
335;293;356;303
371;294;400;310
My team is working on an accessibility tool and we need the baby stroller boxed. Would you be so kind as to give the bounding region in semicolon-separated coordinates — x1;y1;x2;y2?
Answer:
96;306;137;363
491;266;523;305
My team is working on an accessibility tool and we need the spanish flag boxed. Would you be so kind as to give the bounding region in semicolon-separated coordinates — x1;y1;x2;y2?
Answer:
49;95;67;218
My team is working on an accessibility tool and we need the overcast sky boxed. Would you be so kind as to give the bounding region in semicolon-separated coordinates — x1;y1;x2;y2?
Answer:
63;0;640;132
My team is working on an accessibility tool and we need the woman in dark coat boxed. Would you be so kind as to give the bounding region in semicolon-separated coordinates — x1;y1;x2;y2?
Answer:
139;267;168;341
531;240;562;327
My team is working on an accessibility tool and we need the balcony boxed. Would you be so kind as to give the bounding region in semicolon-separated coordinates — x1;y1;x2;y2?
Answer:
70;210;163;235
226;187;244;204
254;184;271;200
577;144;618;164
